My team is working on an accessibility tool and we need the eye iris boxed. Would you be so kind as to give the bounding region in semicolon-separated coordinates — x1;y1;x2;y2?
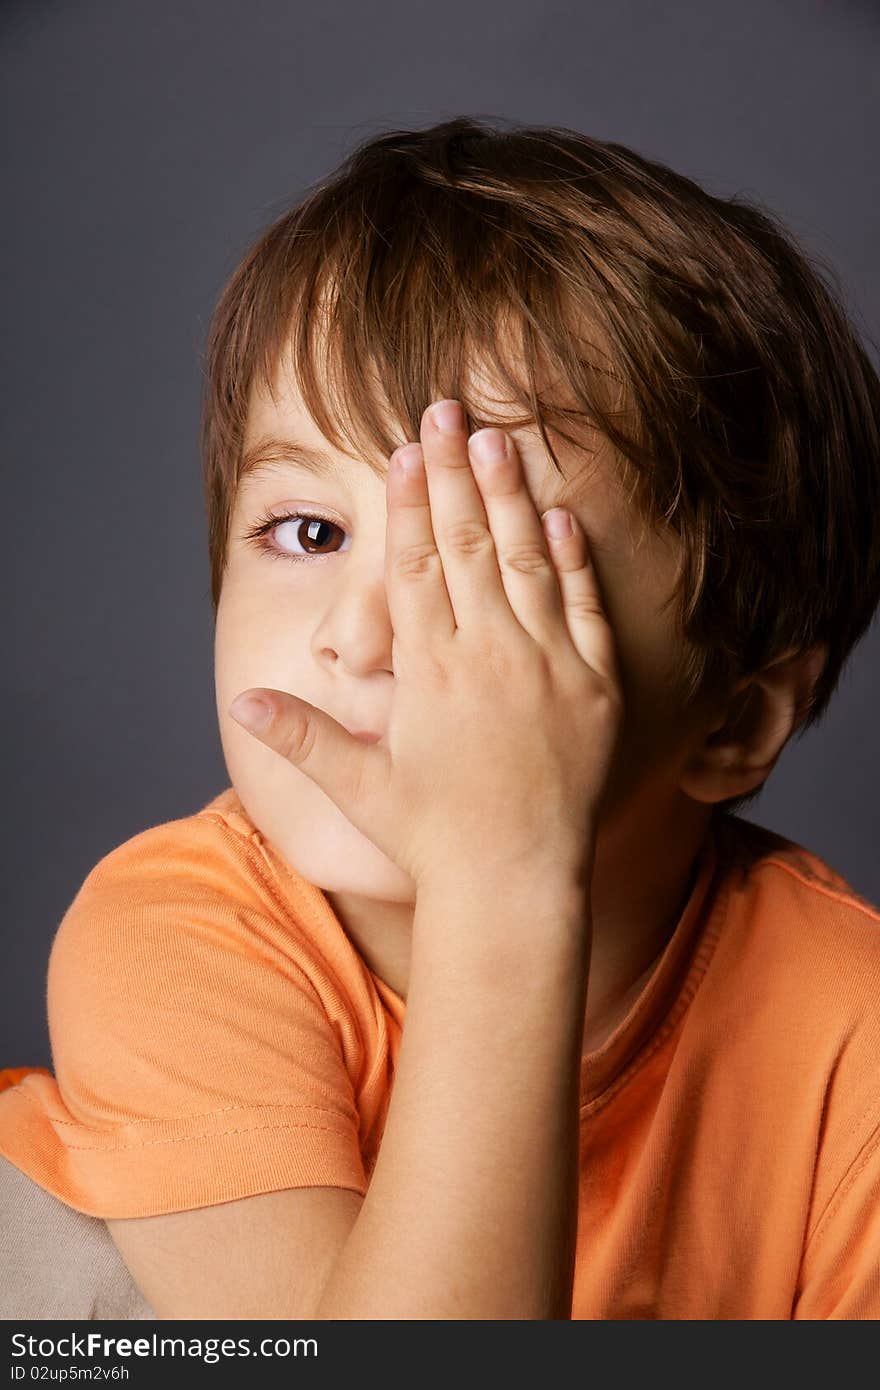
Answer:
282;517;339;555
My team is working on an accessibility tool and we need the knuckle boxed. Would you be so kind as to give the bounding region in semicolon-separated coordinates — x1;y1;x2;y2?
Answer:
480;633;535;686
564;593;605;619
423;653;451;689
482;642;515;683
499;542;554;576
392;542;441;580
341;752;368;807
442;520;494;558
277;712;317;764
590;677;626;723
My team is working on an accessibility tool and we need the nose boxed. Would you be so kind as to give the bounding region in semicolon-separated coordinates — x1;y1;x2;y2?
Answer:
312;565;394;678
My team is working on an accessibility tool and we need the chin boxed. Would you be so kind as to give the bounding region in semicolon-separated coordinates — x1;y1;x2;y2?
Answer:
238;781;417;904
295;836;418;904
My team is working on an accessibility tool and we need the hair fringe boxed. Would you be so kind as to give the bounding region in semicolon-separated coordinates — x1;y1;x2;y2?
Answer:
199;117;880;815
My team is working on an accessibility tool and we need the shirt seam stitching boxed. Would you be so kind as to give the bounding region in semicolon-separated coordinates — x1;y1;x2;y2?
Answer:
198;808;368;1075
804;1116;880;1253
580;870;731;1114
22;1118;361;1154
200;807;378;1123
225;818;373;1082
9;1086;352;1131
756;855;880;925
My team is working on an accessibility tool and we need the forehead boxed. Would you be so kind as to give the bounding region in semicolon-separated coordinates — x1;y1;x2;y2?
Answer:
240;346;625;531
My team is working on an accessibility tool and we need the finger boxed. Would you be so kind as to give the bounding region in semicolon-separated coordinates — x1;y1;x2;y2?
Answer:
540;511;622;688
384;442;457;649
418;400;523;634
466;426;567;645
228;688;395;850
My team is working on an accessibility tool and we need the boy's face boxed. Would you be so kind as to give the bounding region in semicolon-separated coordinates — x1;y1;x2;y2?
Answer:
215;352;707;905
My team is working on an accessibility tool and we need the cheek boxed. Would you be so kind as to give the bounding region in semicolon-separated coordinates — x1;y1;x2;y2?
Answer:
214;578;306;688
213;582;323;782
594;571;687;753
214;595;257;710
594;612;692;811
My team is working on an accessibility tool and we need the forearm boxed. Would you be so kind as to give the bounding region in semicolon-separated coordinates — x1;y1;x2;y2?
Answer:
314;875;591;1320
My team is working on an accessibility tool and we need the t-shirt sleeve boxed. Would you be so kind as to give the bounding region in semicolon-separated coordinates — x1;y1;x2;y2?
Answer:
39;823;368;1218
793;1122;880;1319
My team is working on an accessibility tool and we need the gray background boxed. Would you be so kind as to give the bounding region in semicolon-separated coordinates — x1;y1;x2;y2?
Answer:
2;0;878;1068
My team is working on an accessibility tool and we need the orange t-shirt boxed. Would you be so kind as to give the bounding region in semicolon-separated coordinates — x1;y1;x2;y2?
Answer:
1;788;879;1319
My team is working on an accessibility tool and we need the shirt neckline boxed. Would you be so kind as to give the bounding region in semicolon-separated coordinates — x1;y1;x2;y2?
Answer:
205;786;729;1115
578;814;726;1111
360;817;727;1110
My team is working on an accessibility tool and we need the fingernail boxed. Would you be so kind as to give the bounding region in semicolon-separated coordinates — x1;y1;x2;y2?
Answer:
430;400;465;434
395;443;423;477
229;694;274;731
469;429;508;463
542;508;573;539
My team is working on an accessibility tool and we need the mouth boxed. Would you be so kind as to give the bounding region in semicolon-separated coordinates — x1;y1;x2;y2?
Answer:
345;729;383;744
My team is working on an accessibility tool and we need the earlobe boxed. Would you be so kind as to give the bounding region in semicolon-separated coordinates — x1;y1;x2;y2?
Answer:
678;641;828;806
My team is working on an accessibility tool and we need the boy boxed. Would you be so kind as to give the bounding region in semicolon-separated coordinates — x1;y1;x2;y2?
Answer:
1;117;879;1319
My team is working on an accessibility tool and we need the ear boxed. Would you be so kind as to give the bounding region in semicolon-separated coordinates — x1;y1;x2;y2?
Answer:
678;642;828;806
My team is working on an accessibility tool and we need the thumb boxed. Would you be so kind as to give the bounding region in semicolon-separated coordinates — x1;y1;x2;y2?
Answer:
228;689;392;842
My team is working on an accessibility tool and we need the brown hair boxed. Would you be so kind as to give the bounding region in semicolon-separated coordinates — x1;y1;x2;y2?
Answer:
199;116;880;814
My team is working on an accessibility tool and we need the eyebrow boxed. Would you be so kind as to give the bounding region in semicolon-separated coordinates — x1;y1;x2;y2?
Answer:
239;436;351;485
238;431;582;531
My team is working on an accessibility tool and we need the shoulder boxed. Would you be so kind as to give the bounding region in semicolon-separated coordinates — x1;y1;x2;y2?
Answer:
72;787;269;907
47;790;376;1081
50;787;337;987
707;814;880;1193
714;813;880;977
19;791;377;1216
710;813;880;1030
44;791;382;1141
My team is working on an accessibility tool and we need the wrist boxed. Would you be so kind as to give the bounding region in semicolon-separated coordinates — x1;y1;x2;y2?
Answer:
416;857;592;913
413;866;592;957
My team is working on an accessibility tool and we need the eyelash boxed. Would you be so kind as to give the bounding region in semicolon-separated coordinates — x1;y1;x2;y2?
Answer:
242;508;350;564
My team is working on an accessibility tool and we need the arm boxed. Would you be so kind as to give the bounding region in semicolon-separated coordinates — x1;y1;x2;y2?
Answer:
315;875;591;1319
107;875;589;1322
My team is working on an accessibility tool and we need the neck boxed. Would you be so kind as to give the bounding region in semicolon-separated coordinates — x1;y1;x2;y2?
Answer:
327;787;713;1057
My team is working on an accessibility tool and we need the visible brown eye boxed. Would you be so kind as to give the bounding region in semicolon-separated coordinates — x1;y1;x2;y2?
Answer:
242;509;351;564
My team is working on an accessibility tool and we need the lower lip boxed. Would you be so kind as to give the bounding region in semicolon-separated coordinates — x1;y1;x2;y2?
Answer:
350;731;381;744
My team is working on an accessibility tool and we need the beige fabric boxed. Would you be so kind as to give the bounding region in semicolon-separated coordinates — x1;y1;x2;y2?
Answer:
0;1155;155;1320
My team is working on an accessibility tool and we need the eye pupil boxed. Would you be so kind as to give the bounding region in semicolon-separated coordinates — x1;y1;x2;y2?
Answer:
300;517;338;554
